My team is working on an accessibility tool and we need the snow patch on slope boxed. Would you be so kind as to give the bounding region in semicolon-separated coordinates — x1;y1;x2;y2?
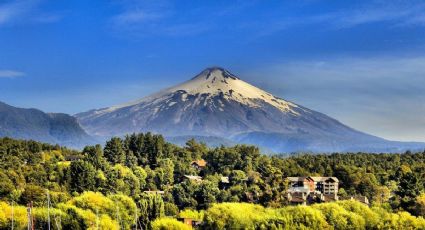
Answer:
84;67;300;118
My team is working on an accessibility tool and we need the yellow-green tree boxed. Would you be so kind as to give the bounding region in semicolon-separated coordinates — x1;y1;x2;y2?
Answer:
151;217;191;230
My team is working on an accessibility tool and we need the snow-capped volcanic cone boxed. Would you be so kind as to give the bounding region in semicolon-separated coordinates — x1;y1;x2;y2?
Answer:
76;67;307;136
75;67;425;152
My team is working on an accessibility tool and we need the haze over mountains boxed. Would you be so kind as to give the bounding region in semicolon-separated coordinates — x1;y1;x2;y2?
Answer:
0;67;422;152
75;67;425;153
0;101;94;148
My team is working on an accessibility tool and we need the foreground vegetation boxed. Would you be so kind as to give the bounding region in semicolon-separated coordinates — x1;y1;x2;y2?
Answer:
2;199;425;229
0;135;424;229
201;201;425;229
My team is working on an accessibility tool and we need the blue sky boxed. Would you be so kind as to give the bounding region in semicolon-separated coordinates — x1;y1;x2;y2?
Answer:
1;0;425;142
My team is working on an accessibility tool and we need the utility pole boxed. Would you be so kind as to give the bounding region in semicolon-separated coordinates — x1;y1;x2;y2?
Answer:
116;205;121;230
96;209;99;230
27;203;30;230
47;190;51;230
27;202;35;230
134;205;138;230
11;201;14;230
31;202;34;230
55;215;62;230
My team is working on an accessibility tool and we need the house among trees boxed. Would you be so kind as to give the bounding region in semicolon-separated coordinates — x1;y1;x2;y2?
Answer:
178;217;202;228
184;175;203;183
191;159;207;170
286;176;339;205
341;195;370;206
65;155;81;162
219;176;230;189
220;176;230;184
143;190;165;195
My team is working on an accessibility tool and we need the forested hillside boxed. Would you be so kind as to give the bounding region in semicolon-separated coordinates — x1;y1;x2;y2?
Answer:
0;135;424;229
0;101;94;148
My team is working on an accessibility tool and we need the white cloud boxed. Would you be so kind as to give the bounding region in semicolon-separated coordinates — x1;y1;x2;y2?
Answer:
0;70;25;78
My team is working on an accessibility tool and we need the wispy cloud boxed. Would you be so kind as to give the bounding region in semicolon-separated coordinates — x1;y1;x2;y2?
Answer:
160;23;210;36
32;13;62;23
0;0;61;26
213;0;258;17
324;3;425;29
0;70;25;78
109;0;215;37
112;9;164;25
244;55;425;141
0;0;34;25
251;1;425;38
110;0;170;24
397;13;425;27
108;1;425;39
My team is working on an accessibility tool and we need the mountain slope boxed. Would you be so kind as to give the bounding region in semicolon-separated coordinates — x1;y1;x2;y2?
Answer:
0;101;94;148
75;67;425;153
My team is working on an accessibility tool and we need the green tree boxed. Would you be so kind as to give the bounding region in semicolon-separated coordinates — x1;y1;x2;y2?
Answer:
195;181;220;209
396;171;420;212
82;145;108;170
172;181;198;209
19;184;46;206
69;160;97;193
138;194;165;229
229;170;247;186
104;137;126;165
155;159;174;190
0;171;14;199
415;193;425;217
145;133;165;168
124;133;146;165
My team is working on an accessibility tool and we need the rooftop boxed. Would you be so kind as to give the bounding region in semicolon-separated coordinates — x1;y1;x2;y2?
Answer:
287;176;339;183
191;159;207;167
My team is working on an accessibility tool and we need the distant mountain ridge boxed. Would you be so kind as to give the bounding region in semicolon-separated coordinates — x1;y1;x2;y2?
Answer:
75;67;425;153
0;101;94;148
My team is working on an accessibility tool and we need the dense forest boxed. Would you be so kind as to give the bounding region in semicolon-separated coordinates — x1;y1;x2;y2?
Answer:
0;134;424;229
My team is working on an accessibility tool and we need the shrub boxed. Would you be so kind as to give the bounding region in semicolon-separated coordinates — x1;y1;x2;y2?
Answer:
151;217;191;230
179;209;204;221
311;202;365;230
280;205;330;230
203;203;276;229
336;200;379;228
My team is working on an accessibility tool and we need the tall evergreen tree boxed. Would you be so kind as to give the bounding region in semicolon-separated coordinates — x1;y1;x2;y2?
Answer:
83;144;108;170
138;194;165;229
104;137;126;165
69;160;97;193
397;172;420;212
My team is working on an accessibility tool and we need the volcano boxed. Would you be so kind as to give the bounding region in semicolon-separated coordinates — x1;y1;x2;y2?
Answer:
75;67;425;153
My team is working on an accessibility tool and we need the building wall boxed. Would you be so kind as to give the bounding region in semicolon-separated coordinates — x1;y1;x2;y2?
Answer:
304;179;315;192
